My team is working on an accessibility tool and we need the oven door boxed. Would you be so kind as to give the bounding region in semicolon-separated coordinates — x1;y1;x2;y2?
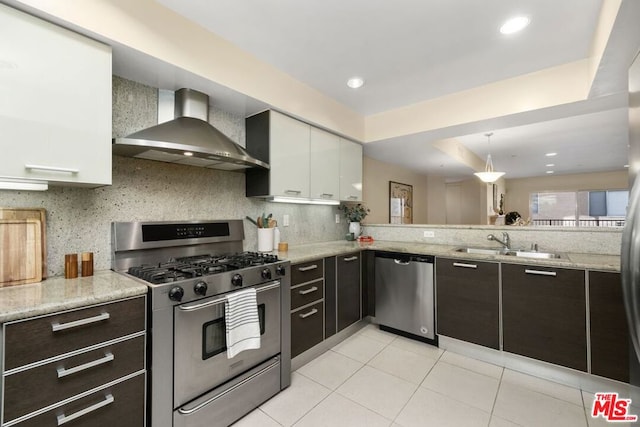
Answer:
173;280;281;408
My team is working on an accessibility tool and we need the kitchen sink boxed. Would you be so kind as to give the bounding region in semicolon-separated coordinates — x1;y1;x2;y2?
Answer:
455;247;507;255
454;247;565;259
503;250;565;259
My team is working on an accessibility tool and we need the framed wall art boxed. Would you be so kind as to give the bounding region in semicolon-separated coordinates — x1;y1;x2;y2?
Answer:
389;181;413;224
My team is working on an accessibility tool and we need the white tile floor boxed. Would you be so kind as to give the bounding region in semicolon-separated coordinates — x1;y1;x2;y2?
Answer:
234;325;638;427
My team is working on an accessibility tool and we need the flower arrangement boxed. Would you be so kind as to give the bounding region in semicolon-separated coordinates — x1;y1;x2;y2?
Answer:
339;203;370;222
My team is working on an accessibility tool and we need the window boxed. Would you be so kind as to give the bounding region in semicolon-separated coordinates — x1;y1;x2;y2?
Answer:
529;190;628;227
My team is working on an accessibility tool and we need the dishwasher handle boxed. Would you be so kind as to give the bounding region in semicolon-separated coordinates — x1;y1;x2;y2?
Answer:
375;251;434;263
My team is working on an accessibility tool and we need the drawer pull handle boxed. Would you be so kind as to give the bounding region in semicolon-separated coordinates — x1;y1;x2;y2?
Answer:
344;256;358;262
299;308;319;319
452;262;477;269
52;312;110;332
298;264;318;272
57;352;114;378
525;269;557;277
57;393;114;426
394;259;411;265
298;286;318;295
25;164;79;174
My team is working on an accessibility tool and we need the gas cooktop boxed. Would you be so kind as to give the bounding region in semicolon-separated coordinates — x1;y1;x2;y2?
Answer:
127;252;280;284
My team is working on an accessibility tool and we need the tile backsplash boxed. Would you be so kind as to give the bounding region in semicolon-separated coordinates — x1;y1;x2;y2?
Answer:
0;76;345;277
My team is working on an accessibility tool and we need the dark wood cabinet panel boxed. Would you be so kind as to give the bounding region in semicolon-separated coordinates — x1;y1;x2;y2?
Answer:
291;280;324;311
325;256;337;339
337;252;361;332
13;373;145;427
435;258;500;349
590;271;629;382
291;301;324;358
502;264;587;371
291;259;324;285
4;297;145;370
4;336;144;423
361;250;375;317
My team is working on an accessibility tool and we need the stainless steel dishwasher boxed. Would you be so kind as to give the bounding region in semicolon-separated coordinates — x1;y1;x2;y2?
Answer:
374;252;436;343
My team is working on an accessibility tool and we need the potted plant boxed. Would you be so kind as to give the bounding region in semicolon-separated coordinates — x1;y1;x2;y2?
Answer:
339;203;370;239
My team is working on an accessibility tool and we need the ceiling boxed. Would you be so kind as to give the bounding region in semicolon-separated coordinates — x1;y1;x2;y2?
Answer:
116;0;638;180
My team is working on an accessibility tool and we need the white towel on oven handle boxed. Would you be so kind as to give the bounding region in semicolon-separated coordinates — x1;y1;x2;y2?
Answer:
225;287;261;358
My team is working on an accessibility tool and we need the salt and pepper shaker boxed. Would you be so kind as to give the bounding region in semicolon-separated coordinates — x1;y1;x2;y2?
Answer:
81;252;94;277
64;254;78;279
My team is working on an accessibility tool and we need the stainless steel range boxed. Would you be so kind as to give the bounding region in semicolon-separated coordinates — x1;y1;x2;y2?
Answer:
111;220;291;427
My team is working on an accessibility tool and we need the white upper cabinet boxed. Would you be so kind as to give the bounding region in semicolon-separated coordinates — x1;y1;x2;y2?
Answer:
339;139;363;202
246;110;363;204
309;127;339;202
0;4;112;187
268;111;311;198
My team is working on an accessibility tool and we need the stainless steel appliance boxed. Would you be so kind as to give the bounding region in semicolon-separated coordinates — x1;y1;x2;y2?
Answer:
374;252;436;343
111;220;291;427
623;49;640;405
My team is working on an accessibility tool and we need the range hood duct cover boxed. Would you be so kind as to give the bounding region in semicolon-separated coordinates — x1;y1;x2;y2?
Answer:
112;88;268;170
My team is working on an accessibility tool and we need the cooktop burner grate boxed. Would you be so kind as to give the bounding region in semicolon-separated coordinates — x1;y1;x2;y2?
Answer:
127;252;279;284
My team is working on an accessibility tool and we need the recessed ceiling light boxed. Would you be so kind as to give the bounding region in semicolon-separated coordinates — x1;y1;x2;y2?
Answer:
545;152;557;157
546;170;554;174
500;16;530;35
347;77;364;89
546;163;555;167
625;164;630;168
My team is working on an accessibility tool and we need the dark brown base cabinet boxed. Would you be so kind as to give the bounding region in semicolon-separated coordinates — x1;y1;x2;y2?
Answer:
290;259;325;358
291;253;362;359
502;264;587;372
1;296;146;427
337;252;361;333
436;258;500;349
589;271;630;382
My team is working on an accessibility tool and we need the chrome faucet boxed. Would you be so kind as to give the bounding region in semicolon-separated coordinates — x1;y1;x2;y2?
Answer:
487;232;510;249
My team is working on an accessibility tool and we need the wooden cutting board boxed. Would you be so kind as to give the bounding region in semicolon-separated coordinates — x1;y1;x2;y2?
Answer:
0;219;43;287
0;208;47;278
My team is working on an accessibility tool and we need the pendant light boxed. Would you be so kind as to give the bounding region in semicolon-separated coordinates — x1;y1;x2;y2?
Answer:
474;132;505;183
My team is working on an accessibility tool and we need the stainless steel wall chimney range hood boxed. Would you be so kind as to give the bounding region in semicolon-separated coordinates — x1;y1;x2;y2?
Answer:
112;88;269;171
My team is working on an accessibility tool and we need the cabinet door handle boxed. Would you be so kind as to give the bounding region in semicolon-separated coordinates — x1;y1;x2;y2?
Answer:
25;164;79;174
321;193;334;198
57;394;114;426
298;264;318;272
299;308;319;319
347;195;358;200
51;312;110;332
525;269;557;277
57;352;114;378
452;262;477;269
344;256;358;262
285;189;302;195
298;286;318;295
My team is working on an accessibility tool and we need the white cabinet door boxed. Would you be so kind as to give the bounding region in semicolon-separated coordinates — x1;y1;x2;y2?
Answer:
309;127;339;201
339;139;363;201
0;4;112;187
269;111;310;198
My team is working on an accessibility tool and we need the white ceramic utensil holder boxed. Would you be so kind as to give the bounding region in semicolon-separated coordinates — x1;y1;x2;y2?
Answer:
258;228;274;252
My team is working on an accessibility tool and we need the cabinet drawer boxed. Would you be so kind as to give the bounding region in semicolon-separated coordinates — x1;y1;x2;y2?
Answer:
3;335;144;423
291;260;323;285
4;297;145;370
291;301;324;358
291;281;324;310
10;373;145;427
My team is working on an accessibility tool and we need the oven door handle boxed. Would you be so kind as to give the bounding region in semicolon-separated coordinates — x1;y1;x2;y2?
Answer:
177;281;281;312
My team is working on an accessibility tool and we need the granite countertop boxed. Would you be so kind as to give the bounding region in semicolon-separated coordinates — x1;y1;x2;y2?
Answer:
275;240;621;272
0;270;148;323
